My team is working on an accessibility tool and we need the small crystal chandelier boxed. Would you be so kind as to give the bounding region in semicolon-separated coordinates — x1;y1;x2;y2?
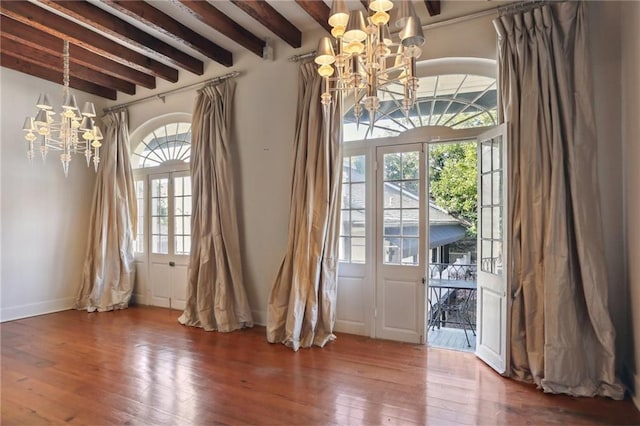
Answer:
315;0;425;131
22;40;103;177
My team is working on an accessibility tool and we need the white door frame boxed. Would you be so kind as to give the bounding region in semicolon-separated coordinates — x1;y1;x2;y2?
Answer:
337;126;497;345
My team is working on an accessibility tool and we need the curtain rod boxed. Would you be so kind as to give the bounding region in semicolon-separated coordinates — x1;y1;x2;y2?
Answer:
287;5;502;62
103;71;241;113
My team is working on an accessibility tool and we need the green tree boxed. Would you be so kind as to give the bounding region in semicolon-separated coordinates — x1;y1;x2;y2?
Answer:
429;143;477;236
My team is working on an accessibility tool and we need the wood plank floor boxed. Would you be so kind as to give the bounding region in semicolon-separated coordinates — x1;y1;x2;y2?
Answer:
2;306;639;425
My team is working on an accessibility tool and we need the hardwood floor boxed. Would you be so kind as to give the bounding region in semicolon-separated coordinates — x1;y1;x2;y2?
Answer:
2;306;639;425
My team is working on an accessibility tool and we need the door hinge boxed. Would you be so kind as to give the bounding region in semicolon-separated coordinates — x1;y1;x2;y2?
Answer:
374;308;378;318
422;277;426;284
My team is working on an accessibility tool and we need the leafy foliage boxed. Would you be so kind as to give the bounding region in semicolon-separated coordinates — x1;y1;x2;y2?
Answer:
429;143;478;236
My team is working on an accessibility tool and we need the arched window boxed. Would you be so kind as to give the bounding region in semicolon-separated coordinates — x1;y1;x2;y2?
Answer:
130;115;192;258
132;122;192;169
343;59;498;142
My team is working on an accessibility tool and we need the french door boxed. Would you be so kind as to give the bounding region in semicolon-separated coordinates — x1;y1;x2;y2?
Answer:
148;170;191;310
374;144;427;343
475;125;509;374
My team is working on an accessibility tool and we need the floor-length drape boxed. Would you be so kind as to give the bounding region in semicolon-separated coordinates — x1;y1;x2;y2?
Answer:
76;109;137;312
178;81;253;332
494;2;624;398
266;62;342;351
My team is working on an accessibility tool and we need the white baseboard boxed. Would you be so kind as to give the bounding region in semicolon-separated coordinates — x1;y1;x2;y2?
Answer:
335;320;367;336
0;297;75;322
252;309;266;326
130;292;146;305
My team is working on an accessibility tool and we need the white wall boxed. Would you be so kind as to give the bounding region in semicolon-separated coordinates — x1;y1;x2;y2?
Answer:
621;0;640;410
0;67;103;321
589;2;630;376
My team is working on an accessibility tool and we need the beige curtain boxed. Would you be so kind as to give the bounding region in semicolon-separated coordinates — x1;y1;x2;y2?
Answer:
266;62;342;351
76;109;137;312
494;2;624;398
178;81;253;332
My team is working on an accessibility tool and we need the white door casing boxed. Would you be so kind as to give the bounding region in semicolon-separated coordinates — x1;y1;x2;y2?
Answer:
475;124;509;374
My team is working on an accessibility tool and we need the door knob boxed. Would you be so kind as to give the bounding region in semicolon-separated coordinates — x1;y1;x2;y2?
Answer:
169;261;175;267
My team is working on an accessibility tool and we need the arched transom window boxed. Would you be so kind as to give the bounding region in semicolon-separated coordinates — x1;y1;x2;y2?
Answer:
343;73;497;141
133;122;191;168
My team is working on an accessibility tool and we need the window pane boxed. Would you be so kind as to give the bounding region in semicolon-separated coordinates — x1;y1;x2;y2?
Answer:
493;206;501;239
350;183;365;209
492;171;501;205
350;155;366;182
481;239;492;273
183;197;192;216
401;152;419;180
383;237;401;264
481;207;492;239
384;153;401;181
341;154;367;264
492;138;501;169
402;181;419;207
341;185;350;209
384;209;401;236
481;173;491;207
342;157;350;183
384;184;401;208
481;142;492;173
493;240;503;275
351;237;366;263
402;209;419;236
339;236;350;262
401;238;419;265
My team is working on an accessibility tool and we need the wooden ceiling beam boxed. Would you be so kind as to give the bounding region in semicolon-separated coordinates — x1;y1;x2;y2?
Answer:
294;0;331;33
424;1;441;16
101;0;232;67
176;0;265;58
1;36;135;95
0;16;155;89
1;54;117;100
230;1;301;48
0;0;178;82
38;0;203;76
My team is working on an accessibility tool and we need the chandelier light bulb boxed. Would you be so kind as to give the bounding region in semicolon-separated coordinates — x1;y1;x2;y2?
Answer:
318;64;335;78
371;11;390;26
343;10;367;43
369;0;394;12
315;36;336;65
328;0;349;28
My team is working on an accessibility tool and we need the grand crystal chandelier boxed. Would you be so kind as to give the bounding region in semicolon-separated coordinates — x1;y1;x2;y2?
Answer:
315;0;425;130
22;40;103;177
